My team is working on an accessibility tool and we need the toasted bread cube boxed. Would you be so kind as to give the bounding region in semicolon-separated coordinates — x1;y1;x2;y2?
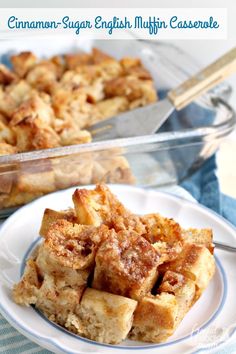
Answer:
59;70;91;91
158;271;196;324
82;78;105;104
17;171;55;194
141;213;183;244
0;120;16;145
26;61;59;93
73;184;145;233
92;48;114;64
95;97;129;120
36;243;89;287
0;174;13;194
39;208;77;238
120;57;141;69
182;228;214;253
159;244;215;300
12;113;60;152
152;241;183;264
36;243;89;288
91;156;135;185
59;128;91;146
74;288;137;344
41;219;109;270
13;259;40;306
0;64;17;85
0;185;43;208
120;57;152;80
72;184;117;226
141;213;183;262
130;293;178;343
0;142;17;156
104;76;157;103
10;95;55;127
36;274;85;326
64;52;92;69
52;88;95;130
11;51;37;77
93;230;160;300
53;155;93;189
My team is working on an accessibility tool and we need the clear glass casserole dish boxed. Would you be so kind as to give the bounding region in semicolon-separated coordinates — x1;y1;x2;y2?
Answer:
0;38;235;217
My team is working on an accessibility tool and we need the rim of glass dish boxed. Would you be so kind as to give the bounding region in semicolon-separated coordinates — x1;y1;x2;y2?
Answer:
0;96;235;164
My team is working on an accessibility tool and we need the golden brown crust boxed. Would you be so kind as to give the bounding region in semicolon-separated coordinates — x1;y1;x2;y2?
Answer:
0;64;17;85
64;52;93;69
74;288;137;344
39;208;77;237
182;228;214;253
36;274;85;326
104;76;157;104
93;230;160;300
0;142;17;156
141;213;183;244
44;219;110;270
72;184;145;234
13;259;41;305
158;270;196;324
129;293;178;342
11;51;37;78
158;243;215;300
141;213;184;262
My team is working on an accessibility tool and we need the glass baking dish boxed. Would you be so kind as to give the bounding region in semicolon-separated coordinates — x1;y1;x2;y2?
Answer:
0;38;235;217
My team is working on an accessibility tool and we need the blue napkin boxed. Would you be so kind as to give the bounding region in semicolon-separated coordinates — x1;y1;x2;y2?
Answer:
181;154;236;227
158;89;236;228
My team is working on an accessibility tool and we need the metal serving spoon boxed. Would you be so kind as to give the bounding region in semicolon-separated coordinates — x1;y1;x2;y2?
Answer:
214;241;236;252
89;47;236;141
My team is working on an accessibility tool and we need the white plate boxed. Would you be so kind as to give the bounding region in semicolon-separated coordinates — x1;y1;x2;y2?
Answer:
0;184;236;354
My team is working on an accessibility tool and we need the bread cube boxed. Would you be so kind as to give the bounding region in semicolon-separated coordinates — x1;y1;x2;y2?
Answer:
141;213;183;262
36;243;90;288
0;142;17;156
91;155;135;185
141;213;183;244
39;208;77;238
17;171;55;194
129;293;178;343
182;228;214;253
41;219;109;270
95;97;129;120
36;274;85;326
13;259;40;306
11;51;37;77
72;183;118;227
158;271;196;324
0;120;16;145
74;288;137;344
72;184;145;233
0;64;17;85
64;52;92;70
152;241;182;264
0;185;43;209
53;154;93;190
93;230;160;300
104;76;157;104
159;243;215;299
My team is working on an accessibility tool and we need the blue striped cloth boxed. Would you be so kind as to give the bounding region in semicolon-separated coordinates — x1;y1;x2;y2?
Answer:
0;315;49;353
